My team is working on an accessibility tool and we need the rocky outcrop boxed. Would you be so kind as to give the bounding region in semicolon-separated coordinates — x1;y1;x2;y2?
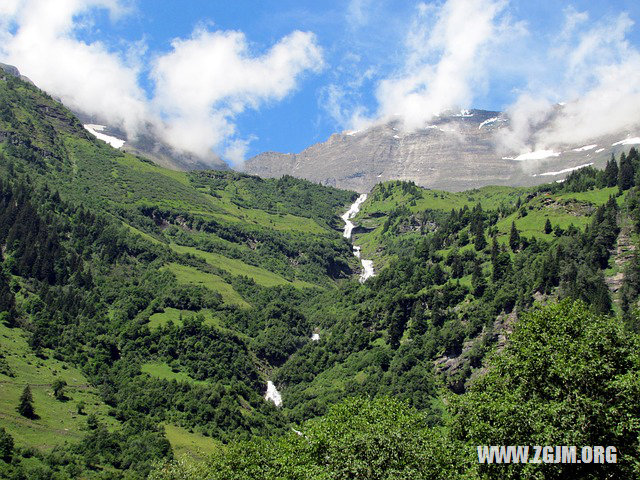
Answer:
245;110;637;192
0;62;33;84
605;224;636;298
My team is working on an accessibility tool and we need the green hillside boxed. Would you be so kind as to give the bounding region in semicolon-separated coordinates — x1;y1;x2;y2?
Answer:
1;68;640;479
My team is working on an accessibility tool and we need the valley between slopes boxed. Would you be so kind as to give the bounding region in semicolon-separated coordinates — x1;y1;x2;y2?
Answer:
1;66;640;479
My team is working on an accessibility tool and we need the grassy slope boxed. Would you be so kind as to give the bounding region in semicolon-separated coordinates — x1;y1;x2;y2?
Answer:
148;307;219;330
163;424;220;461
0;70;354;296
0;72;361;462
64;139;354;288
170;244;315;289
140;362;207;385
164;263;251;309
359;185;525;215
0;324;119;451
354;181;621;261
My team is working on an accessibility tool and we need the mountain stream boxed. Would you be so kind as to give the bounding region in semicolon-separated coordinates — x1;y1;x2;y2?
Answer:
264;194;375;407
341;194;375;282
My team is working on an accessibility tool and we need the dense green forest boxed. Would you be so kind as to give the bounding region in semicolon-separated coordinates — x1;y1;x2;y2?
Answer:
1;67;639;479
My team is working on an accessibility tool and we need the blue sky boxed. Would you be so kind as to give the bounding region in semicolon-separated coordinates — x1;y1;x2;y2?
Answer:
1;0;640;164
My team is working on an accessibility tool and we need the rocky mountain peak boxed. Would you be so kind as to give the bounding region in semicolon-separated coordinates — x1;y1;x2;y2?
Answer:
244;109;638;192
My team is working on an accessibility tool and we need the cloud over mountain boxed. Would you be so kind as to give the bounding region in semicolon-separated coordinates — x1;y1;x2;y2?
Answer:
349;0;515;132
0;0;323;165
341;1;640;156
151;28;323;161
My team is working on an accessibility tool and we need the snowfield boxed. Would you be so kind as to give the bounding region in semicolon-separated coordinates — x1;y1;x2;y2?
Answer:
572;144;598;152
612;137;640;146
505;150;561;161
84;124;125;148
478;117;500;129
534;163;594;177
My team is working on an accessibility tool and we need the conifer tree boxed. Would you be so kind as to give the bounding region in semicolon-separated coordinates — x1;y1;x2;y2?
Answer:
618;152;634;191
0;268;15;325
17;385;35;419
544;218;552;234
491;236;499;264
471;261;486;297
0;427;13;462
451;256;464;278
473;221;487;251
604;154;619;187
509;221;520;252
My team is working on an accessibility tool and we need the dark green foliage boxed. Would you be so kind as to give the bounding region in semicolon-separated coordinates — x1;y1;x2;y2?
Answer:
86;413;98;430
451;300;640;479
471;260;486;297
147;205;354;285
370;180;422;202
0;428;13;463
509;221;519;251
164;284;222;311
77;419;172;476
152;397;473;480
544;218;552;234
604;154;619;187
18;384;36;419
536;152;629;194
618;152;635;191
0;265;15;324
471;205;487;251
52;379;67;400
491;239;512;283
190;171;356;230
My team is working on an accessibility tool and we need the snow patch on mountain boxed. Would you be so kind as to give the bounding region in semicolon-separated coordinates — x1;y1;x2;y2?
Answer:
612;137;640;146
84;124;125;148
505;150;561;161
572;144;598;152
534;163;593;177
478;117;500;129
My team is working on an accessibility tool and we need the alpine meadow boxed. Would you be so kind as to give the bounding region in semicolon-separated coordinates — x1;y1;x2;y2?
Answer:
2;1;640;479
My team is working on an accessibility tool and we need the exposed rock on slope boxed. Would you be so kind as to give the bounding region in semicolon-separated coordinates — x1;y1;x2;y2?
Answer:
245;110;638;192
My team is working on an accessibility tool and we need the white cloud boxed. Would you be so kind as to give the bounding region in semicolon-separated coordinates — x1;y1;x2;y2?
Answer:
0;1;324;166
223;137;256;166
502;10;640;153
498;94;553;153
0;0;149;136
151;28;324;161
352;0;509;132
320;65;375;129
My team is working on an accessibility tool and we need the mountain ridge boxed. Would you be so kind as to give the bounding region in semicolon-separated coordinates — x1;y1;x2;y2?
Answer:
245;109;639;192
0;62;228;172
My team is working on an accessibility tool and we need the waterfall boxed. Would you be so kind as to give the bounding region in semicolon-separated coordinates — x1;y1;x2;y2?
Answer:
341;194;375;282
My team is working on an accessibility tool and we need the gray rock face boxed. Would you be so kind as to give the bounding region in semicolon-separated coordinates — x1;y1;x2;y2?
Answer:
244;110;637;192
0;62;34;85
